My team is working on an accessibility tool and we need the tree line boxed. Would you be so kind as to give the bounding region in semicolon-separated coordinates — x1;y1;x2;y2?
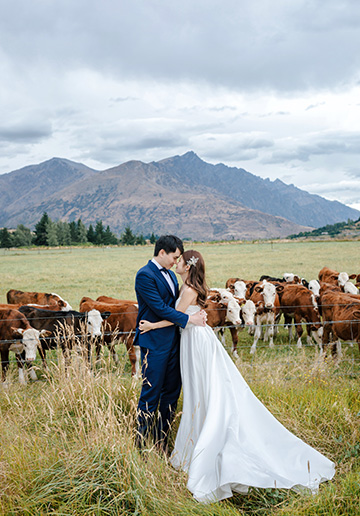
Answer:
288;217;360;239
0;212;157;248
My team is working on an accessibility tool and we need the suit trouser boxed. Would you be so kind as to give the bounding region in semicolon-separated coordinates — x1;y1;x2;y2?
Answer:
137;337;181;444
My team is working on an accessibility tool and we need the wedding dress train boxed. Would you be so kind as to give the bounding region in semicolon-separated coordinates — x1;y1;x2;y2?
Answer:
170;304;335;503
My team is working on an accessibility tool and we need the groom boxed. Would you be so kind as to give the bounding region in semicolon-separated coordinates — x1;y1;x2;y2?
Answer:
134;234;206;451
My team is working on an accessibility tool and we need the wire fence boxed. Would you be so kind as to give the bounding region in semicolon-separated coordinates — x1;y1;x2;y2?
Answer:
1;300;359;381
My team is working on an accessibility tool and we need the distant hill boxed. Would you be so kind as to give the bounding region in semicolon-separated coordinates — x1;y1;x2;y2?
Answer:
288;218;360;240
0;152;358;241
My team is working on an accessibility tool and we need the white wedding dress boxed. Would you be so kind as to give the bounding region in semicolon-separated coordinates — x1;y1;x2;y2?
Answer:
170;303;335;503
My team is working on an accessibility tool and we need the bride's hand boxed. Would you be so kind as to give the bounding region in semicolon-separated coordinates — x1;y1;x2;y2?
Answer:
139;320;154;333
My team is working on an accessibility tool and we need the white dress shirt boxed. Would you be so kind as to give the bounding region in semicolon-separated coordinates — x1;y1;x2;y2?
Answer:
151;258;175;296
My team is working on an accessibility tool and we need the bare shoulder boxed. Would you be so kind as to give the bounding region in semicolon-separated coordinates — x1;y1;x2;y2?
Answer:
179;286;197;303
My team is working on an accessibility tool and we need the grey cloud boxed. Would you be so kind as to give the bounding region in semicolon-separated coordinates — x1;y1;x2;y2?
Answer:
1;1;360;92
345;167;360;178
263;132;360;165
305;102;326;111
0;123;52;143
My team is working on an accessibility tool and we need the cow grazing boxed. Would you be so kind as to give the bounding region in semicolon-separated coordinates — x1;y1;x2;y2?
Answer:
7;290;72;311
277;284;323;350
249;281;280;354
79;297;140;377
0;308;49;383
18;306;108;367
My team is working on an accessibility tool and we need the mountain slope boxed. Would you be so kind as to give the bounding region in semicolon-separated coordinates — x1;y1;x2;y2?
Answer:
0;152;357;240
156;152;359;227
0;158;98;223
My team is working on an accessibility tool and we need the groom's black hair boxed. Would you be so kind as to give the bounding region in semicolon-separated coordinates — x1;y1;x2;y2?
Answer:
154;235;184;256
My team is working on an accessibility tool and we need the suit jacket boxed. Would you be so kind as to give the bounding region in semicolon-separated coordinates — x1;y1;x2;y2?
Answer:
134;260;189;351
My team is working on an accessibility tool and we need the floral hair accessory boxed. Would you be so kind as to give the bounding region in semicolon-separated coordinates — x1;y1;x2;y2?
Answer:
186;256;199;267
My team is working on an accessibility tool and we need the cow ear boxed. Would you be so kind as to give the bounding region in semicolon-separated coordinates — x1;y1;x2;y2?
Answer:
276;285;284;293
101;311;111;320
11;327;25;336
210;292;221;302
40;329;52;337
255;286;262;293
349;274;357;279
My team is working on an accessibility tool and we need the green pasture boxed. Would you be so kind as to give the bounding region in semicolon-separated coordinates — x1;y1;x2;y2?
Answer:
1;239;360;308
0;241;359;515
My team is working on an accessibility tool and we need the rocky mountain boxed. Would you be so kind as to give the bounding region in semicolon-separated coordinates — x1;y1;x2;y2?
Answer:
0;152;358;241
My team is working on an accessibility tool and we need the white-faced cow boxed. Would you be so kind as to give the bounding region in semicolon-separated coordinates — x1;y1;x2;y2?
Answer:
0;308;50;383
249;281;280;354
18;306;109;367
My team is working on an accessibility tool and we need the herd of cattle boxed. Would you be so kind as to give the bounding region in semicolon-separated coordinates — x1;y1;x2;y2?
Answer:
0;266;359;384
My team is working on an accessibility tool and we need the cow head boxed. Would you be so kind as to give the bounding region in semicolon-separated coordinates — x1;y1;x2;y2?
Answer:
11;327;48;361
308;279;320;297
225;298;242;325
338;272;349;287
261;281;276;309
86;309;110;337
233;280;247;299
240;299;256;326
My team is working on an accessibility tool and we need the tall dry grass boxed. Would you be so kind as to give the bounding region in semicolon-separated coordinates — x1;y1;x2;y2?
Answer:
0;338;359;515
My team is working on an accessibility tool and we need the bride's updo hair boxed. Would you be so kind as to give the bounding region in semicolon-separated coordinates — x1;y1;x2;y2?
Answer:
182;250;209;308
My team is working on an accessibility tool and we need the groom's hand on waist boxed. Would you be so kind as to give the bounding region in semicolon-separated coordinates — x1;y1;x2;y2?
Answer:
189;310;207;327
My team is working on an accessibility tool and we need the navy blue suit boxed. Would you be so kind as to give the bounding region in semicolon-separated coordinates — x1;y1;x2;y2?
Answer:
134;260;189;445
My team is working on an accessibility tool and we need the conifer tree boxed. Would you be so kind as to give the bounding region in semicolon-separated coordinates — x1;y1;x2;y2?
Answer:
33;212;50;246
0;227;13;248
87;224;96;244
46;221;59;246
69;221;78;243
94;220;105;245
12;224;32;247
77;219;88;243
120;225;136;245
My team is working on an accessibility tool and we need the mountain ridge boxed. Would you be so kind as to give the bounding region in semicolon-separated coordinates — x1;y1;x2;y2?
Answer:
0;152;358;241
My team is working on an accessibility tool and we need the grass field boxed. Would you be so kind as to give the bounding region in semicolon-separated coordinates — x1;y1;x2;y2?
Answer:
0;241;359;515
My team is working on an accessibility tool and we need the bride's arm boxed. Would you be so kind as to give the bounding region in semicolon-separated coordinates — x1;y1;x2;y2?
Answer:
139;288;198;333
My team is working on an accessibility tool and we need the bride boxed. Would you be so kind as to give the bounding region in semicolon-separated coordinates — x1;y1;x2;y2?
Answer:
139;250;335;503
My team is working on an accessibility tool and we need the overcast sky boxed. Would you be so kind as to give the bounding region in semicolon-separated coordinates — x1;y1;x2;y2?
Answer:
1;0;360;209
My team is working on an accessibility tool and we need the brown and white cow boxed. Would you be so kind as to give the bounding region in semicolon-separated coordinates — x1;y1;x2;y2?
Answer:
230;298;256;358
18;306;109;367
249;281;280;354
79;297;140;378
320;289;360;357
318;267;356;288
0;308;49;383
225;278;259;300
208;289;252;357
277;284;323;350
7;290;72;311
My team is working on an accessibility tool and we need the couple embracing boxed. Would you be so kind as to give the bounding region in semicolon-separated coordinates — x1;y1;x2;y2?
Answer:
134;235;335;503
